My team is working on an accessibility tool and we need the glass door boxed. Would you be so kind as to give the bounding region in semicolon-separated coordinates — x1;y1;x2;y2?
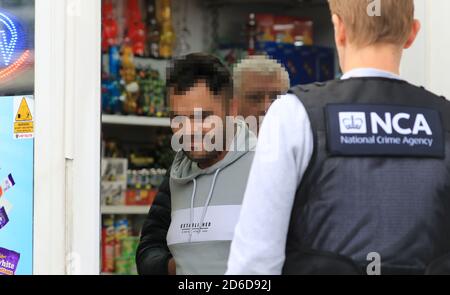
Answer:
0;0;35;276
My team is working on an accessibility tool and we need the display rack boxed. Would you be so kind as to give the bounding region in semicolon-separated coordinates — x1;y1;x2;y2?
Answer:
101;205;151;215
102;114;171;127
102;54;169;78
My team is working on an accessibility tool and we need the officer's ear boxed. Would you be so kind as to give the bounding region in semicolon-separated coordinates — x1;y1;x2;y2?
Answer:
332;14;346;48
404;19;421;49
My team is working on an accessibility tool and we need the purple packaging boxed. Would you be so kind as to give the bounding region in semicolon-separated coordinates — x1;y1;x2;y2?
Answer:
3;174;15;193
0;207;9;230
0;247;20;275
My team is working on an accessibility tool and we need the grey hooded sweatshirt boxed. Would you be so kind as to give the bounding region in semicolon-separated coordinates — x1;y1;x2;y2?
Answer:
167;120;257;275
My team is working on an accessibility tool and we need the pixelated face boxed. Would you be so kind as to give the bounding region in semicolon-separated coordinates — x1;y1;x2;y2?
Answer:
170;81;228;164
238;71;285;119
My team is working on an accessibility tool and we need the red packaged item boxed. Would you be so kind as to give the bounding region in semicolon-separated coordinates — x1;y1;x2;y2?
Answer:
101;216;115;273
125;0;146;56
126;189;157;206
125;189;137;205
256;14;313;46
101;0;119;53
292;17;313;46
273;16;313;45
255;14;275;42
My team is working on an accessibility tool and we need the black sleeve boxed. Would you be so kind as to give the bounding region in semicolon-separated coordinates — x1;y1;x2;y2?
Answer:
136;170;172;275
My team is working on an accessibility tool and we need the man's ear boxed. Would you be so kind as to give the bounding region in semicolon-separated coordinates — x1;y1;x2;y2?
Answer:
332;14;346;47
404;19;421;49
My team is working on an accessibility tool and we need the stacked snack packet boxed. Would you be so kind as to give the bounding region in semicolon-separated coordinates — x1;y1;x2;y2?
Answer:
0;174;19;276
0;248;20;275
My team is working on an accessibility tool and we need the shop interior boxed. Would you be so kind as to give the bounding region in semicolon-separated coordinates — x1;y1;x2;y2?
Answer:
100;0;337;275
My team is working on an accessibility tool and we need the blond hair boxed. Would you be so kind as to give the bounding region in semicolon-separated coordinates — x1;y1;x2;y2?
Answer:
328;0;414;47
233;55;290;94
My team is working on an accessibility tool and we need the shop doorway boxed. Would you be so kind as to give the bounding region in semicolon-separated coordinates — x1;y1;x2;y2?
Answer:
99;0;337;275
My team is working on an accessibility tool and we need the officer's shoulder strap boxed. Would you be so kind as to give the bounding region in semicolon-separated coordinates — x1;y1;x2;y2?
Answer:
289;81;334;108
288;80;338;133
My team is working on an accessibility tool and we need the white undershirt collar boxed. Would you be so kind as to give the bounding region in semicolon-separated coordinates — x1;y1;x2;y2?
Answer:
341;68;403;80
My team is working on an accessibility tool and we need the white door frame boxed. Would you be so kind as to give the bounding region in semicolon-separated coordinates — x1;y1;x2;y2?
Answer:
34;0;101;275
30;0;450;275
402;0;450;99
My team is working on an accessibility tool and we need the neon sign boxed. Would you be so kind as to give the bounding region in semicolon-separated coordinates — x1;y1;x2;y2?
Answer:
0;9;30;81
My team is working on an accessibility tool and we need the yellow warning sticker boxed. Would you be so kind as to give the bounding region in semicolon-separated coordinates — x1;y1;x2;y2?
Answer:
13;96;34;140
14;122;34;133
15;98;33;121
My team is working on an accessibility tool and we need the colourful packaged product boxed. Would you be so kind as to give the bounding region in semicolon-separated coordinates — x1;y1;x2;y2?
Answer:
108;46;121;79
121;237;139;257
101;216;115;273
255;14;314;46
125;188;156;206
0;207;9;230
255;14;276;42
0;247;20;276
115;257;131;275
3;174;16;192
115;217;130;240
125;189;137;205
114;216;130;258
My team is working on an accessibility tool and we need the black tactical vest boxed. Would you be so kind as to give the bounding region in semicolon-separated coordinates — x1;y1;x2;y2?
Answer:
283;78;450;275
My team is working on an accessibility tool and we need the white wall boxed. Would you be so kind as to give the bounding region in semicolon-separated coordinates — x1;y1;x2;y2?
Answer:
401;0;450;98
424;0;450;98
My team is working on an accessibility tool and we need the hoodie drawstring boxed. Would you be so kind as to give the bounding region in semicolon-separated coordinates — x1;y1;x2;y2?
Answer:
189;168;221;243
189;179;197;242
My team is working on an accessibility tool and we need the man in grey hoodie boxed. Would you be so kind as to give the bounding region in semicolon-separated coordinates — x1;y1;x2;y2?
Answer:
136;54;290;275
166;53;257;275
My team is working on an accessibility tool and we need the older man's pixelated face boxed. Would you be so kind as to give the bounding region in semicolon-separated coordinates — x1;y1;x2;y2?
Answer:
170;81;228;164
238;71;286;119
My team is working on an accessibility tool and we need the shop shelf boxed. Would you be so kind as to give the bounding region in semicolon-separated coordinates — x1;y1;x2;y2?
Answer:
101;205;151;215
102;114;171;127
102;54;169;77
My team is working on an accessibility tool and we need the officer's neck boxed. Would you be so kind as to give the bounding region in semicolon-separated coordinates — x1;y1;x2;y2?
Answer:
341;43;402;76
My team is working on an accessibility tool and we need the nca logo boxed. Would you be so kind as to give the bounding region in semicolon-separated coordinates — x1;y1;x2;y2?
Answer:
339;112;432;135
339;112;367;134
